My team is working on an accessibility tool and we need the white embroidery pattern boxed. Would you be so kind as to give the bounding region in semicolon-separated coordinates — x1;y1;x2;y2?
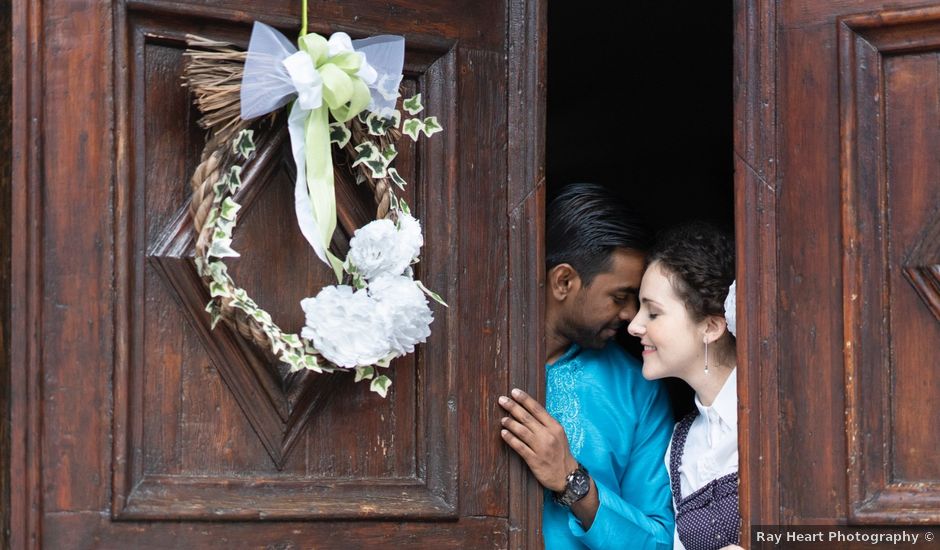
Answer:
546;356;584;457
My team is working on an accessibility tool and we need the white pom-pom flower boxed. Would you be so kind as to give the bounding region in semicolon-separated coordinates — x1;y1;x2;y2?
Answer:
300;285;390;368
346;215;423;281
395;214;423;267
369;274;433;356
345;219;402;281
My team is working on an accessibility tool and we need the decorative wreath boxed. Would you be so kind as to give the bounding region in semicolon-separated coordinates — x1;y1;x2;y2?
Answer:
182;19;444;397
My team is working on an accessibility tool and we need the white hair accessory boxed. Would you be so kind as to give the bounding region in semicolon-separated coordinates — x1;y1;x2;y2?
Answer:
723;280;737;337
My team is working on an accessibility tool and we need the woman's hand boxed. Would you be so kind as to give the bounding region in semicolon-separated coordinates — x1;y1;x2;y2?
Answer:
498;388;578;492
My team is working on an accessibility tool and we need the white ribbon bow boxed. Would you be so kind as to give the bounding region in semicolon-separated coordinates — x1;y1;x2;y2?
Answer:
239;22;405;271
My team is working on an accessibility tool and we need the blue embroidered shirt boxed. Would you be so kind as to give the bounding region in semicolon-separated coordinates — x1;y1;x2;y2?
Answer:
543;342;675;549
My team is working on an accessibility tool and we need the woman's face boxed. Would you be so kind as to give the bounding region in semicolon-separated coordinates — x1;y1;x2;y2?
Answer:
627;261;706;381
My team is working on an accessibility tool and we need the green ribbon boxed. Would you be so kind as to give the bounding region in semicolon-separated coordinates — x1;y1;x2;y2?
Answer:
296;33;372;282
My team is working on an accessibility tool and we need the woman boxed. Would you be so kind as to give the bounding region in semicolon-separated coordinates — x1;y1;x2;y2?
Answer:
627;222;743;550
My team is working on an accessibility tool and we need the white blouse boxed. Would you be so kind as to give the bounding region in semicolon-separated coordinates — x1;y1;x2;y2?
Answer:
665;368;738;550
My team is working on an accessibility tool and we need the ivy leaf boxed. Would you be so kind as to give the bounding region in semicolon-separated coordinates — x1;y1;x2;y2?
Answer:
352;142;380;168
402;118;424;141
209;280;230;298
269;336;286;356
382;144;398;162
357;110;371;124
387;168;407;190
219;197;241;221
354;365;375;382
208;238;240;259
421;116;442;138
281;351;304;373
281;333;303;349
215;217;236;238
329;122;351;148
398;198;412;217
403;93;423;115
351;272;367;290
416;279;448;307
370;375;392;398
206;260;228;281
250;308;272;326
375;353;396;368
233;129;256;160
302;354;321;372
204;207;220;229
226;166;243;195
365;158;388;179
385;110;402;129
366;112;389;136
205;300;222;329
194;256;207;277
212;178;228;199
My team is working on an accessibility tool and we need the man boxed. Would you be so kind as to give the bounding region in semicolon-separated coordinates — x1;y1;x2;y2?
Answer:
498;183;674;549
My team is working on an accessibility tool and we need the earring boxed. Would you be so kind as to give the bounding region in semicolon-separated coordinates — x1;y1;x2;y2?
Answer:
704;339;709;375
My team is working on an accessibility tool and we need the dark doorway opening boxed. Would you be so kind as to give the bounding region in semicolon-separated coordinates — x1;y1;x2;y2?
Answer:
547;1;734;417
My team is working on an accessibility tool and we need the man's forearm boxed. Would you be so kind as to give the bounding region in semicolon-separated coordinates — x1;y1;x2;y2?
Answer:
570;479;600;530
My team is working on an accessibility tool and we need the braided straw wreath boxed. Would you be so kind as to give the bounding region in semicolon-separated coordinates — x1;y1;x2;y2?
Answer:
181;34;443;396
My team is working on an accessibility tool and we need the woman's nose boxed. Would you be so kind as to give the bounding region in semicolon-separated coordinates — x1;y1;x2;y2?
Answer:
627;317;644;337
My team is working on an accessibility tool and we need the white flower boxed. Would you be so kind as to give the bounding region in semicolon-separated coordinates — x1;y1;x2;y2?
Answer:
300;285;390;368
346;215;424;281
723;280;737;337
395;214;423;265
369;274;433;356
346;219;406;280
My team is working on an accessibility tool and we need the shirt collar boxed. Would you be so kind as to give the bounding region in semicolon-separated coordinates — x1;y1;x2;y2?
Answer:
694;368;737;428
547;343;581;368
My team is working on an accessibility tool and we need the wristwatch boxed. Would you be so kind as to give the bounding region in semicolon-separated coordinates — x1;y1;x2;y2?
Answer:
553;463;591;507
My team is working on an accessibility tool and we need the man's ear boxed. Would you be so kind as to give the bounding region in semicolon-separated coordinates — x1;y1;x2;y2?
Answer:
548;263;582;301
702;315;728;344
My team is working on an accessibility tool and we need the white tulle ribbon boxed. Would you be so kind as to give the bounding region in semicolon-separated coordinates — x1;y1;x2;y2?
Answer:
239;22;404;280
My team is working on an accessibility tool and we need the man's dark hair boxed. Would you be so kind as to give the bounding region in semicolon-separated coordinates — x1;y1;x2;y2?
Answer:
546;183;651;286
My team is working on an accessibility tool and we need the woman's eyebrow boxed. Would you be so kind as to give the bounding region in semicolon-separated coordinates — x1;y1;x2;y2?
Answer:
641;297;662;306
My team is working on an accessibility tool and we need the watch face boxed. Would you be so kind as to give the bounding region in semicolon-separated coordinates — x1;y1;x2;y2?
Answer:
570;470;591;498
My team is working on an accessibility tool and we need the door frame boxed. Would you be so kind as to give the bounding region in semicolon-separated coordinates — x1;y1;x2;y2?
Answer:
734;0;780;539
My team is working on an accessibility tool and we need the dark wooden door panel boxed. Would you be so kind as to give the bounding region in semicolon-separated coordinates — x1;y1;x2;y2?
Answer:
736;0;940;533
113;9;455;520
9;0;545;547
840;7;940;522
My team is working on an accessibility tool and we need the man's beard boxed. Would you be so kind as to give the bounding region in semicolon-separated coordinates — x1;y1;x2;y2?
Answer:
561;319;622;350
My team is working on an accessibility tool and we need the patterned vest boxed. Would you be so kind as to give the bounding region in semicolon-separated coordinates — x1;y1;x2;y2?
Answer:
670;411;741;550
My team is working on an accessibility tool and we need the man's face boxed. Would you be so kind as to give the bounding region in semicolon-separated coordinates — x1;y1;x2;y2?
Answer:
557;248;646;349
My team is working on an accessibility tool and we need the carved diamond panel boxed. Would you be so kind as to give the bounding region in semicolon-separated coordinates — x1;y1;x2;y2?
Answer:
112;10;458;520
149;129;349;469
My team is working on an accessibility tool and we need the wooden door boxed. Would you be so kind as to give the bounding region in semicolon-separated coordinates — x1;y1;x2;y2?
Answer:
736;0;940;538
7;0;546;547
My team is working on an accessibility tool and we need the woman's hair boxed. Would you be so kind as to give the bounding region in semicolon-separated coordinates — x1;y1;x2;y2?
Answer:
649;222;735;322
546;183;651;286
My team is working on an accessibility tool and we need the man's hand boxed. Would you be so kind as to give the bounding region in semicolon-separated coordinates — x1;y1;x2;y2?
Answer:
498;388;578;492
